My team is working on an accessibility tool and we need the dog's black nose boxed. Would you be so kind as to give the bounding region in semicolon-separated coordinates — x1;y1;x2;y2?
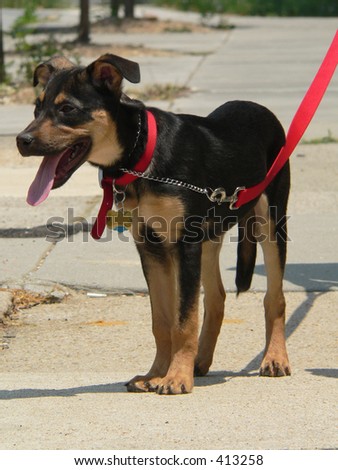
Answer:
17;133;34;147
16;132;35;156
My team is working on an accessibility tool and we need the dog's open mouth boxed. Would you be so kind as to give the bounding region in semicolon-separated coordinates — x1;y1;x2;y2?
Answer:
27;139;91;206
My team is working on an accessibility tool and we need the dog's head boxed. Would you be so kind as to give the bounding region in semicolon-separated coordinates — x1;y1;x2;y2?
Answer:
16;54;141;206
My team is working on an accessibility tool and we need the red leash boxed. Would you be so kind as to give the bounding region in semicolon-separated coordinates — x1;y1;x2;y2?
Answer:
92;31;337;238
235;29;338;208
91;110;157;239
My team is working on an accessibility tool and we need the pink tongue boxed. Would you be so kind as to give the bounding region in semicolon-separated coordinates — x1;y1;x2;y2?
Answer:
27;154;63;206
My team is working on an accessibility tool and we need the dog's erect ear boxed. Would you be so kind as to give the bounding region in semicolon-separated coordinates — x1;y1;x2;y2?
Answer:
86;54;140;93
33;56;76;87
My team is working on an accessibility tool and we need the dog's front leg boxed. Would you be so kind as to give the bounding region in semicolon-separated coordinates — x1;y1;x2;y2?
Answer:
156;241;201;394
126;242;176;393
127;239;201;394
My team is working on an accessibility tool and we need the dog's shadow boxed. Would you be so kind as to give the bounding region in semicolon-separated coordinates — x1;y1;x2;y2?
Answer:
0;382;127;400
255;262;338;292
195;369;260;388
1;368;336;400
0;373;253;399
203;262;338;384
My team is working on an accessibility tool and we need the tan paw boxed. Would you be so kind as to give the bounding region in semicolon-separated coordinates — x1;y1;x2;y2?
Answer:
260;353;291;377
155;373;194;395
125;375;163;393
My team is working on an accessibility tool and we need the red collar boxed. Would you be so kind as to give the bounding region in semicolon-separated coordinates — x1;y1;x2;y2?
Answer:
91;110;157;239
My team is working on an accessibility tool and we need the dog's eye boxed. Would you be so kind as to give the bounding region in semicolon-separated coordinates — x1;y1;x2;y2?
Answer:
59;103;76;114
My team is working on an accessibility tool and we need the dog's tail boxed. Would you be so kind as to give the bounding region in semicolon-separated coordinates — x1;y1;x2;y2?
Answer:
235;209;257;294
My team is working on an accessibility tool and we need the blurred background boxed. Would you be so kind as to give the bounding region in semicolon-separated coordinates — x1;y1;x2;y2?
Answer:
1;0;338;86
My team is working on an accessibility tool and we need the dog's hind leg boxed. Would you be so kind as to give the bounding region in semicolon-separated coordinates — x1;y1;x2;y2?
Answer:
195;237;225;376
254;193;291;377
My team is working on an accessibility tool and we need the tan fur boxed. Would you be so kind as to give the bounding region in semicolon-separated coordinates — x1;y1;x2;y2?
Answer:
195;237;226;376
32;119;87;149
254;194;290;376
127;244;199;394
136;194;185;245
24;105;122;165
127;194;198;393
126;255;177;392
86;111;123;166
53;92;68;105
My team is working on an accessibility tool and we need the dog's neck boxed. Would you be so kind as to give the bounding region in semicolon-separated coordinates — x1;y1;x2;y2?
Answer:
91;110;157;239
101;107;149;178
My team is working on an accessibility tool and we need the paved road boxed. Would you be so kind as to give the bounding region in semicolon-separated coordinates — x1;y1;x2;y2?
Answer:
0;8;337;453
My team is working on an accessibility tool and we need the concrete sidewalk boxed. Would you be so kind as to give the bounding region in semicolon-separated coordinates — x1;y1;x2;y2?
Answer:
0;10;337;452
0;289;337;450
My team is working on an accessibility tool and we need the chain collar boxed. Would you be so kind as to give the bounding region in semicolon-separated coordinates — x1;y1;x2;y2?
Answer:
119;167;245;210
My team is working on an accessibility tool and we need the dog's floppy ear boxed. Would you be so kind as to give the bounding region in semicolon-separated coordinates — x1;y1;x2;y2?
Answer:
33;56;76;87
86;53;140;93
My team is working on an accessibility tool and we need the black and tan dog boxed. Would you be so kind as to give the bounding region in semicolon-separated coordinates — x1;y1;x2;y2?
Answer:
16;54;291;394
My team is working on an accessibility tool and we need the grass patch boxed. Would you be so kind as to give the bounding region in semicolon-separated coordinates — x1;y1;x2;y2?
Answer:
0;288;65;317
130;83;190;102
164;26;193;33
301;131;338;145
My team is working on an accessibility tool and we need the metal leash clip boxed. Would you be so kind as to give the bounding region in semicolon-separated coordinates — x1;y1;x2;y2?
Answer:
112;180;127;208
206;186;245;209
207;187;227;204
228;186;245;210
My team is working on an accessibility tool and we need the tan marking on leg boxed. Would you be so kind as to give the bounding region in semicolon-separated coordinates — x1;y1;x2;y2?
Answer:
138;195;185;245
157;303;199;394
155;243;200;395
128;195;199;394
255;194;291;377
195;237;225;376
126;248;177;393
